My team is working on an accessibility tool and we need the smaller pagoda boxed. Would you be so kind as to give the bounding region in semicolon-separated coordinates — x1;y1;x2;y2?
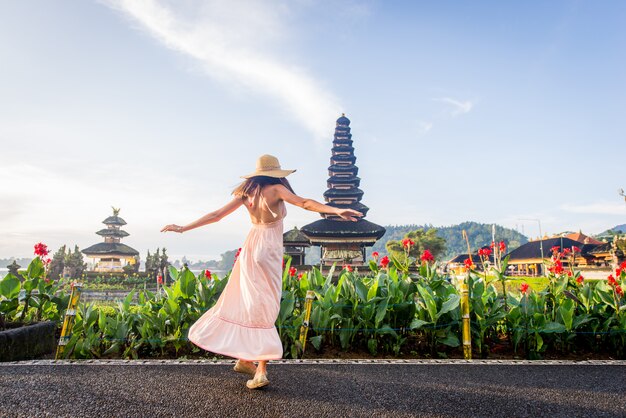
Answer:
82;207;139;272
283;227;311;266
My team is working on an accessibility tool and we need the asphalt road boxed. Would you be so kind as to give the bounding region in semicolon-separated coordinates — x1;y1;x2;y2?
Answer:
1;360;625;418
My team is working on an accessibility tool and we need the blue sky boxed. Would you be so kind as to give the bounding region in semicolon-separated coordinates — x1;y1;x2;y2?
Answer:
1;1;625;261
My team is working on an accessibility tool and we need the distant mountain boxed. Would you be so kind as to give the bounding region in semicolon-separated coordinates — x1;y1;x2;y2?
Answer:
597;224;626;238
368;222;528;260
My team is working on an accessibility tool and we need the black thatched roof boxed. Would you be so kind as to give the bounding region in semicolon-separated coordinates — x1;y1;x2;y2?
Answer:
102;215;127;226
506;237;597;261
328;165;358;175
82;243;139;256
96;229;129;238
324;188;364;200
448;249;494;264
332;145;355;153
588;242;611;255
331;155;356;164
283;227;311;245
301;219;386;240
328;176;360;186
325;201;370;217
333;138;353;146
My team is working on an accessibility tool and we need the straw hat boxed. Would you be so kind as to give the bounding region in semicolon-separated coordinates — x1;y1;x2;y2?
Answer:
241;154;296;179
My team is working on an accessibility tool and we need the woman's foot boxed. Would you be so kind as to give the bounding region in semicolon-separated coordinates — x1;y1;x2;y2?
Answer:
246;373;269;389
233;360;256;376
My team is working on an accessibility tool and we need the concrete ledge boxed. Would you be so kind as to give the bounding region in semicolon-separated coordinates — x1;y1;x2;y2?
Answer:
0;321;57;362
3;358;626;366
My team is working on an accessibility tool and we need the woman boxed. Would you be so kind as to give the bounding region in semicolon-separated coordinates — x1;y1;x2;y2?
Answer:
161;154;362;389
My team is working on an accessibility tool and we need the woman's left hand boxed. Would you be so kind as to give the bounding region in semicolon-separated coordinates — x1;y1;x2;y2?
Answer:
161;224;185;233
337;209;363;222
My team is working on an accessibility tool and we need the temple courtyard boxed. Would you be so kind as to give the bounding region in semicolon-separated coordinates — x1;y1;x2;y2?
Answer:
1;359;625;417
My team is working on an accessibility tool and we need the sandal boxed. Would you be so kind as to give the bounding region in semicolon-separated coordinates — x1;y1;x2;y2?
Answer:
233;360;257;376
246;373;270;389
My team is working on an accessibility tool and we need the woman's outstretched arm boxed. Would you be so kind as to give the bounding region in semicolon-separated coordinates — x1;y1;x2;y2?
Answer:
273;184;363;221
161;197;243;233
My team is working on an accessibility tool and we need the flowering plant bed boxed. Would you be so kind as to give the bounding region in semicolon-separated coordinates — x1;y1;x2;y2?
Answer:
2;243;625;361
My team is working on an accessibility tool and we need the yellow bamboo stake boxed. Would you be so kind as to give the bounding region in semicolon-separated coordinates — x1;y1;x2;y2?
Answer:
298;290;316;356
460;279;472;360
55;281;83;360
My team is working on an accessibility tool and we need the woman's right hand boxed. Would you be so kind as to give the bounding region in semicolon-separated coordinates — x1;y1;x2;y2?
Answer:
337;209;363;222
161;224;184;233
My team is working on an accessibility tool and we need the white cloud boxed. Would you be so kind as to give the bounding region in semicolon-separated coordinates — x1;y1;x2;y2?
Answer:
434;97;474;116
561;202;626;215
102;0;342;140
417;120;433;135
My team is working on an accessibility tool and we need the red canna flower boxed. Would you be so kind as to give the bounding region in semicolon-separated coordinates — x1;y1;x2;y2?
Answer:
616;285;624;297
464;258;474;269
616;268;622;277
289;267;297;277
576;275;584;284
478;248;492;258
402;238;415;249
562;248;571;256
550;246;560;254
157;275;163;285
371;251;379;260
520;282;530;294
499;241;506;253
572;246;580;253
621;261;626;270
566;270;572;277
608;274;617;286
379;255;390;268
343;265;353;272
420;249;435;262
297;273;303;280
204;270;212;279
490;241;495;249
34;242;49;257
548;260;564;275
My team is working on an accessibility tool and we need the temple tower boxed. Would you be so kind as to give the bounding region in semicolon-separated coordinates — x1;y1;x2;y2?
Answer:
301;114;385;266
82;207;139;272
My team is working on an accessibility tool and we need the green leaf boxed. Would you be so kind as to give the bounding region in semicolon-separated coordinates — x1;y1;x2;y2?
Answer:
26;257;44;279
417;284;438;323
355;280;368;303
168;265;179;281
438;334;460;347
542;322;566;334
0;273;21;299
558;299;574;331
376;325;398;338
437;294;460;320
374;298;389;327
409;318;430;330
367;277;379;301
367;338;378;355
310;335;323;351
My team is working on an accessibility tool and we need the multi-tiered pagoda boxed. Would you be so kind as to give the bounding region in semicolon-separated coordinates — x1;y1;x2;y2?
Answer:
82;207;139;272
301;114;385;266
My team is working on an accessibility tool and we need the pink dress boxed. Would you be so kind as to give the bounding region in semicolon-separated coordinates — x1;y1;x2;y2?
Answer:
187;196;285;361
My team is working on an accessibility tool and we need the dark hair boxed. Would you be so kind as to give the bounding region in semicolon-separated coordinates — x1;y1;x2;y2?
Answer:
232;176;295;199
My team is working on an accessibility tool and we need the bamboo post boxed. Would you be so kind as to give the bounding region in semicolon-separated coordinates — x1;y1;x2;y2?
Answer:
298;290;316;356
55;281;83;360
460;279;472;360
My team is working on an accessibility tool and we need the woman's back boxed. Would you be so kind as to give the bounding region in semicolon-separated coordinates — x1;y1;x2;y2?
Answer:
245;185;286;225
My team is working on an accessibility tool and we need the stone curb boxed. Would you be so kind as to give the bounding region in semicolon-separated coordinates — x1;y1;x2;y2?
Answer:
3;358;625;366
